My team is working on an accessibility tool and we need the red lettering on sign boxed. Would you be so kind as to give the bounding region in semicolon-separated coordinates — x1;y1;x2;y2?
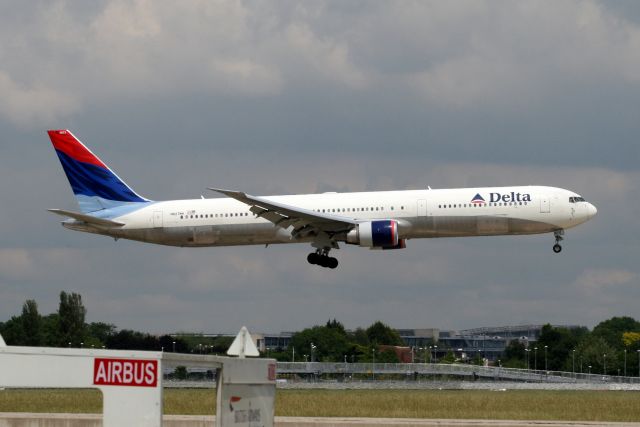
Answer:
93;358;158;387
268;363;276;381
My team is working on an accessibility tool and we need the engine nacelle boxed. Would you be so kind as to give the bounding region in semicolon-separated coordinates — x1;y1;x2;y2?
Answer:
377;238;406;250
346;220;401;248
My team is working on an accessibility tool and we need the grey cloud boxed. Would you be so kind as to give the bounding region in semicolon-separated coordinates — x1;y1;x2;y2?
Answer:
1;1;639;334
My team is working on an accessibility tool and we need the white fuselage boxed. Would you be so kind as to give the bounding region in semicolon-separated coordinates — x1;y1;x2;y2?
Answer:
64;185;597;249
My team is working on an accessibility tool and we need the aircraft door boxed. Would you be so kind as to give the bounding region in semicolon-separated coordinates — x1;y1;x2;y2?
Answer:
153;211;163;228
540;197;550;213
417;199;427;216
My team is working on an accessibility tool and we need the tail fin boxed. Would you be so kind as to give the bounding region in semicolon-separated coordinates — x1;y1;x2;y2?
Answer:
48;130;150;213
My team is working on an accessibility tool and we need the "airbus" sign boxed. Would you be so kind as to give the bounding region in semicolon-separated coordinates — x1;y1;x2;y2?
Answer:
93;358;158;387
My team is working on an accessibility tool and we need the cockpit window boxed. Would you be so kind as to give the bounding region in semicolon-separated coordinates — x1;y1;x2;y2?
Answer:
569;196;586;203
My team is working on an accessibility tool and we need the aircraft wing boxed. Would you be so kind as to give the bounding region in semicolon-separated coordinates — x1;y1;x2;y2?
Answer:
48;209;125;227
209;188;357;239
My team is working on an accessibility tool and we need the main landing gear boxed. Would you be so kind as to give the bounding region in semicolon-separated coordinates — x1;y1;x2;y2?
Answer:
553;229;564;253
307;249;339;269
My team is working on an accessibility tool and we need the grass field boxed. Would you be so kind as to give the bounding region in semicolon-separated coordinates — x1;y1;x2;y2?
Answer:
0;389;639;421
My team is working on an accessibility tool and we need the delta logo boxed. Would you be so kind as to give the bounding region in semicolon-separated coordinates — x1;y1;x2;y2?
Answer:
470;193;486;205
471;192;533;204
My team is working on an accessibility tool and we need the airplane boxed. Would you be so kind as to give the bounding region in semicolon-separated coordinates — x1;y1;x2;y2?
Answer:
47;129;597;269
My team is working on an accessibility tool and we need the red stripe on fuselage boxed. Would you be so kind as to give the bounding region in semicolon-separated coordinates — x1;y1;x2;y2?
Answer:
48;130;107;169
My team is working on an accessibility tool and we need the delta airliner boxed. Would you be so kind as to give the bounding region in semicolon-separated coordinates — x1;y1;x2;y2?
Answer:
48;130;597;269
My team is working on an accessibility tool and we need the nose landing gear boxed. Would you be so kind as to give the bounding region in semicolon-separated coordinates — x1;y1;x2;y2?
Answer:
307;249;339;269
553;230;564;253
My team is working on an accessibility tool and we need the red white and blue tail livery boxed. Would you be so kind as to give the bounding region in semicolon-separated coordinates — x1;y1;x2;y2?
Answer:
49;130;150;213
48;130;597;269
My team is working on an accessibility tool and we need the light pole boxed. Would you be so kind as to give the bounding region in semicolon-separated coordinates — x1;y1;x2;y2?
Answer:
433;345;438;363
624;349;627;377
544;345;548;372
637;349;640;378
292;346;295;362
525;348;530;371
572;349;576;377
603;353;607;375
411;347;414;364
172;341;176;353
534;347;538;372
310;343;316;362
427;346;431;363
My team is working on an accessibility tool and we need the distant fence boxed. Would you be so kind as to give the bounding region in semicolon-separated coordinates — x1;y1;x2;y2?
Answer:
276;362;640;384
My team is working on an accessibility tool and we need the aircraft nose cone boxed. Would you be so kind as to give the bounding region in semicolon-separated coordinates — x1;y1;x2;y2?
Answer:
587;203;597;219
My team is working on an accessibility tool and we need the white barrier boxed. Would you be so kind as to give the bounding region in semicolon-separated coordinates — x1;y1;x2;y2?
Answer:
0;341;276;427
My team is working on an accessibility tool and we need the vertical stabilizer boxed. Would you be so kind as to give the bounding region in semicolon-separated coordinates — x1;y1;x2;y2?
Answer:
48;130;150;213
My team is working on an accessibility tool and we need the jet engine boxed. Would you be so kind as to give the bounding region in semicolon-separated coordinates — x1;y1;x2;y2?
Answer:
346;220;406;249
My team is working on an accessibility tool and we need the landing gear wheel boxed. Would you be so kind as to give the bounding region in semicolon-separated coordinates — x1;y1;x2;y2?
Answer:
553;230;564;254
307;249;339;269
327;257;338;269
307;253;320;264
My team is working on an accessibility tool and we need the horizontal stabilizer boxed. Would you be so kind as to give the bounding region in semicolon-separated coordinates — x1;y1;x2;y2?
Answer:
47;209;124;227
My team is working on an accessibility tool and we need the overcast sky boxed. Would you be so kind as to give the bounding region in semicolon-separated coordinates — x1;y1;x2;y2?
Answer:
1;1;639;336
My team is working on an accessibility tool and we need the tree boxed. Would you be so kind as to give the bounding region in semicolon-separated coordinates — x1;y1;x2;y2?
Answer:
87;322;116;346
349;328;369;346
366;321;404;346
0;316;24;345
159;335;189;353
502;341;527;369
377;348;400;363
622;332;640;348
575;335;617;375
21;299;42;346
107;329;160;350
326;319;347;335
288;324;350;362
440;350;456;364
40;313;61;346
58;291;87;346
592;317;640;349
536;324;587;371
